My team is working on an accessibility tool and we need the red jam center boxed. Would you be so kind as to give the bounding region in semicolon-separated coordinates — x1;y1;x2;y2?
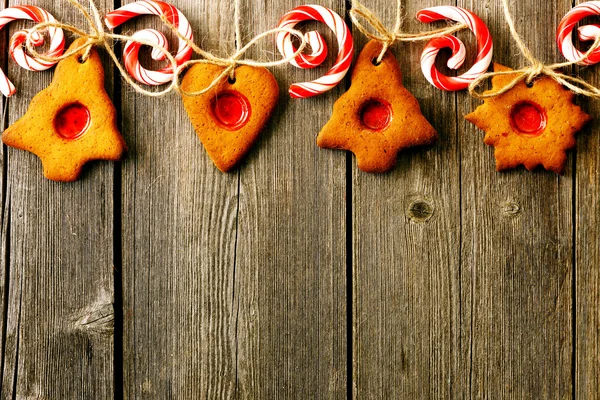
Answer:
211;90;251;130
55;103;90;140
360;99;392;131
510;101;547;136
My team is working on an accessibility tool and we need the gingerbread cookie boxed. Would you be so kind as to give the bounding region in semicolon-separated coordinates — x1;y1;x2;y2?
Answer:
181;64;279;172
317;40;437;173
2;38;126;182
465;63;591;174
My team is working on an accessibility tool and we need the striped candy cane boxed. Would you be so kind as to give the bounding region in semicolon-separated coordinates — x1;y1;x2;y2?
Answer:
0;5;65;97
104;0;193;85
557;1;600;65
417;6;493;91
277;5;354;98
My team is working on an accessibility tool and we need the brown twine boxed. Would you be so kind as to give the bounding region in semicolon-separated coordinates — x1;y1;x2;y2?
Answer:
24;0;308;97
468;0;600;98
349;0;467;64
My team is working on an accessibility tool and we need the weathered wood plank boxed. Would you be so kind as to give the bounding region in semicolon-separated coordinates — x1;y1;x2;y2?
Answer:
120;1;239;398
121;0;347;396
0;1;115;398
0;2;8;396
233;0;347;398
458;0;573;397
574;1;600;397
352;0;463;398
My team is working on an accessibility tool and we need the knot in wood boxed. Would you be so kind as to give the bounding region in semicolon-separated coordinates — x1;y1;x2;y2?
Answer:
501;201;521;217
76;302;114;335
407;199;434;223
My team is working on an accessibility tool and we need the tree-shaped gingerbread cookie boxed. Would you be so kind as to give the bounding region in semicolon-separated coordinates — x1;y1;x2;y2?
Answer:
317;40;437;173
2;38;127;181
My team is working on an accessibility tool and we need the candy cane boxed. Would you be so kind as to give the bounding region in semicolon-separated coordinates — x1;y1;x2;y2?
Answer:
557;1;600;65
0;5;65;97
417;6;493;91
276;5;353;99
104;0;193;85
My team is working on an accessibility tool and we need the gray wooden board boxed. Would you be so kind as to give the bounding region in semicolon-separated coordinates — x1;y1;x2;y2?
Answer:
234;0;347;397
0;0;8;396
459;0;573;398
2;0;600;398
0;0;116;399
120;0;347;397
575;1;600;398
119;0;240;398
351;0;462;398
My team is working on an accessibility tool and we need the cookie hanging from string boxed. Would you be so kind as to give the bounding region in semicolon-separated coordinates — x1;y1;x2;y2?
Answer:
465;64;591;174
180;64;279;172
105;1;319;172
465;0;600;174
317;40;436;173
2;39;127;182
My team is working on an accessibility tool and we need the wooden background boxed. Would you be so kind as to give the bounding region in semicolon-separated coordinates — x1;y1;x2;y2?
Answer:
0;0;598;398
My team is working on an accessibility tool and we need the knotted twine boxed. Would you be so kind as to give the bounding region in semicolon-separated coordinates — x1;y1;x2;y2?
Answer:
349;0;467;64
23;0;308;97
469;0;600;98
351;0;600;99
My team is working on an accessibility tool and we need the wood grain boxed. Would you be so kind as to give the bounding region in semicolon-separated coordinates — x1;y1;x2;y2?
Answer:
233;0;347;397
1;0;599;398
458;0;573;398
0;2;8;397
0;1;115;398
119;1;239;398
120;0;347;397
352;0;463;398
574;1;600;398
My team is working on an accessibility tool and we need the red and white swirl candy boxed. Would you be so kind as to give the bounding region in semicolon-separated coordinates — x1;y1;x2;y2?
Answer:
0;5;65;97
276;5;354;98
417;6;493;91
557;1;600;65
104;0;193;86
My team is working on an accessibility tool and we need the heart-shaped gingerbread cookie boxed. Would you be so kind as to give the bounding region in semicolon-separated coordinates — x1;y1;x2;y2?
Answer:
181;64;279;172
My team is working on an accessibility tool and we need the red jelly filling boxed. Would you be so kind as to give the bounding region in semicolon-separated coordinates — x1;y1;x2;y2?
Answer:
510;101;547;136
360;99;392;131
211;90;251;130
55;103;91;140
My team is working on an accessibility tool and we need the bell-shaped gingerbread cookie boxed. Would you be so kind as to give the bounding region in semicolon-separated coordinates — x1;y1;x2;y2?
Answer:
2;38;127;182
181;64;279;172
318;40;437;173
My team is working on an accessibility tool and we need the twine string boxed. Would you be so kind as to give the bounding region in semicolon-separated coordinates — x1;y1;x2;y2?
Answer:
349;0;467;64
468;0;600;98
23;0;308;97
229;0;242;79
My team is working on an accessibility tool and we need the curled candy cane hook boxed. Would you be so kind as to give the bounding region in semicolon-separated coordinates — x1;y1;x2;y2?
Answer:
417;6;493;91
0;5;65;97
104;0;193;86
276;5;354;99
557;1;600;65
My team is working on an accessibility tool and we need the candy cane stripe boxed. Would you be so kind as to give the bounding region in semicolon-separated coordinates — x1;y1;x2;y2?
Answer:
276;5;353;99
0;5;65;97
416;6;493;91
104;0;193;86
557;1;600;65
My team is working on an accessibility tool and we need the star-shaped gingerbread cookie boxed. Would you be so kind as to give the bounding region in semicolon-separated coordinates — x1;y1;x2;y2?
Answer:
2;38;127;182
317;39;437;173
465;63;591;174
